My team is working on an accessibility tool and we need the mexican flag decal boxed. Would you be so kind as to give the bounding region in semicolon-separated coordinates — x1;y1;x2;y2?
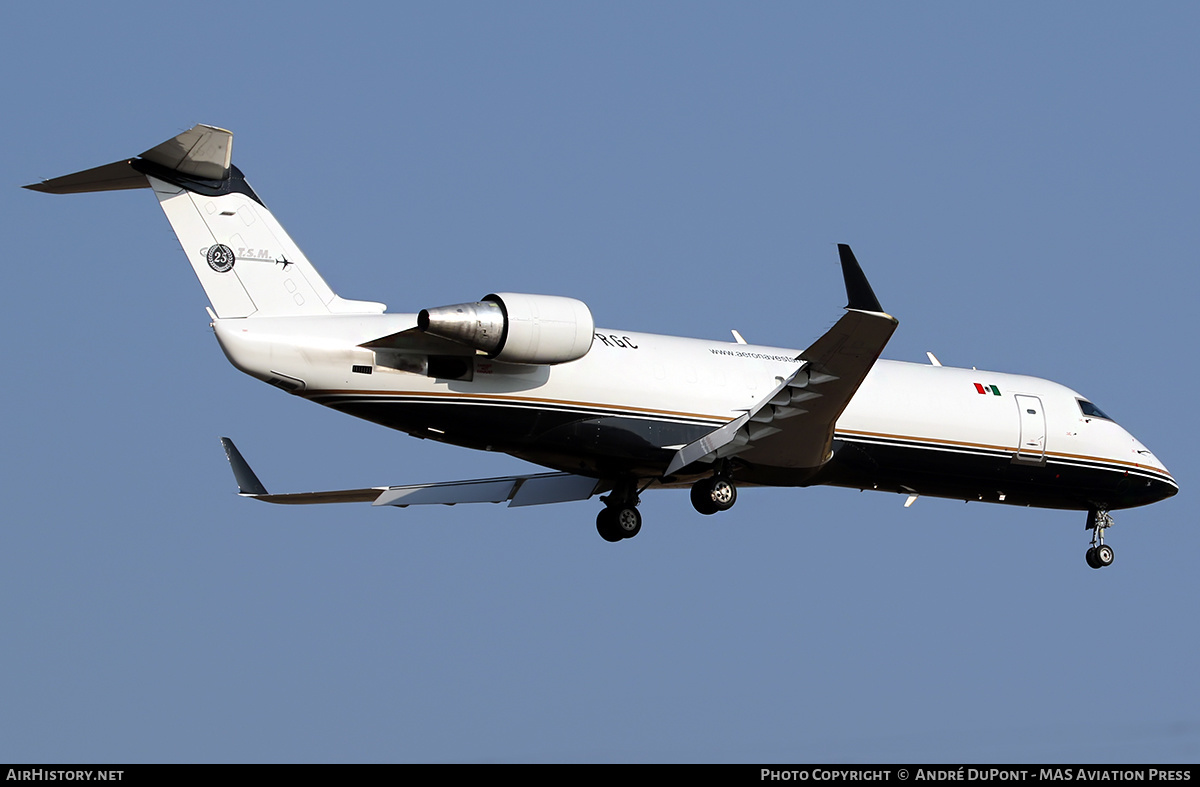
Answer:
974;383;1001;396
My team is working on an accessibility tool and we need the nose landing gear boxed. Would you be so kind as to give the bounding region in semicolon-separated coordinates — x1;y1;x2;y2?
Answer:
1085;508;1115;569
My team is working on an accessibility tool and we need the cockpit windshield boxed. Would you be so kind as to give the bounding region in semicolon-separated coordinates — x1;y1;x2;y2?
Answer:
1078;399;1112;421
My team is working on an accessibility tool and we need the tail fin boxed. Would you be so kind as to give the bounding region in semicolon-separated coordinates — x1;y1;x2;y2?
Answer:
26;124;385;318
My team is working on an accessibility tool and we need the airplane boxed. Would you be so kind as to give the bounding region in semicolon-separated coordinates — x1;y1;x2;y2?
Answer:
25;124;1177;566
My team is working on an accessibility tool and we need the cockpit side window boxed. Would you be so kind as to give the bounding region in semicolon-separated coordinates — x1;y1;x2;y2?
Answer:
1078;399;1112;420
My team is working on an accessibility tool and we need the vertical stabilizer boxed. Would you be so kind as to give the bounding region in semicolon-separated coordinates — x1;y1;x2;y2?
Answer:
25;124;386;318
143;165;345;318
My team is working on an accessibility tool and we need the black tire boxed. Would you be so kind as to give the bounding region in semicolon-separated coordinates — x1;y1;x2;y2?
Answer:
1095;544;1114;567
596;509;623;542
690;479;719;515
1085;547;1100;569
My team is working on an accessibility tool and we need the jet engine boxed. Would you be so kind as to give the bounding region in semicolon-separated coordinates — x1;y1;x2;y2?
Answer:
417;292;595;365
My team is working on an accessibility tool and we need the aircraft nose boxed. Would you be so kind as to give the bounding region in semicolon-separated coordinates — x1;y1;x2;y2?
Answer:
1134;450;1178;505
1155;467;1179;501
1150;474;1179;502
1116;467;1177;508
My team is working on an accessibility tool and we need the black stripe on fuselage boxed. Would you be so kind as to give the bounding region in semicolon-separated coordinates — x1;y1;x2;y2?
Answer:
820;432;1177;510
306;392;724;477
834;430;1176;488
305;393;1177;510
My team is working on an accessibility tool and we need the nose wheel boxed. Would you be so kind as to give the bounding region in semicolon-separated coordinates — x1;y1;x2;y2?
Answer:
1086;544;1114;569
1085;509;1115;569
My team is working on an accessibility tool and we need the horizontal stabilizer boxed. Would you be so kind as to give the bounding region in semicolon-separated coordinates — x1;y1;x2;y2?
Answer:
24;160;147;194
24;124;233;195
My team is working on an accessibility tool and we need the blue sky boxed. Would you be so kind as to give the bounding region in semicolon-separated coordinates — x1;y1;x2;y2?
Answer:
2;2;1197;763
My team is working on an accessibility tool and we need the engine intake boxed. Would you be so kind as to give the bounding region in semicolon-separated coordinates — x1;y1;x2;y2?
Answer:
418;292;594;365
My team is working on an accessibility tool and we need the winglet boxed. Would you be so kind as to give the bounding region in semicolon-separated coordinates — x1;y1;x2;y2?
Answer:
837;244;883;313
220;437;269;496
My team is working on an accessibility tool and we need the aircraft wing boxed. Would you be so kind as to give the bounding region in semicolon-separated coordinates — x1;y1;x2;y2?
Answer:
738;306;897;469
665;244;898;474
220;438;602;508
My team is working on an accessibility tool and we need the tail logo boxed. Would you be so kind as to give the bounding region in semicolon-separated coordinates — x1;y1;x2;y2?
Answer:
205;244;236;273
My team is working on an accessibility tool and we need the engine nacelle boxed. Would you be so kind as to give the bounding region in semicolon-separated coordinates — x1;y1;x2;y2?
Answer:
417;292;594;365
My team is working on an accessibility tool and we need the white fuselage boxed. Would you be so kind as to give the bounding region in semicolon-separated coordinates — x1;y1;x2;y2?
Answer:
212;313;1176;511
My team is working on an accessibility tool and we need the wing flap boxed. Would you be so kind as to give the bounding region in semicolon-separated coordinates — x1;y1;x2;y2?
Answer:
509;474;603;507
252;489;386;505
374;473;601;507
374;478;520;507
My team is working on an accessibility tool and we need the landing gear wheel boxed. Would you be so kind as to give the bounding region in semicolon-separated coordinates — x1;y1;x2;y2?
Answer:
1095;544;1114;567
691;477;737;515
613;506;641;538
1085;547;1099;569
596;509;623;542
710;478;737;511
691;479;719;515
597;505;641;541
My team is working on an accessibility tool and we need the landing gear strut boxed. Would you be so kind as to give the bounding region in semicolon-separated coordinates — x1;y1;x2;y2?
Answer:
1085;508;1115;569
596;482;642;542
690;471;737;516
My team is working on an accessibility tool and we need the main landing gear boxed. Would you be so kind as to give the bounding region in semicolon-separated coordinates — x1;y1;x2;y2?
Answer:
596;482;642;542
595;471;741;542
1085;508;1115;569
690;471;737;516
